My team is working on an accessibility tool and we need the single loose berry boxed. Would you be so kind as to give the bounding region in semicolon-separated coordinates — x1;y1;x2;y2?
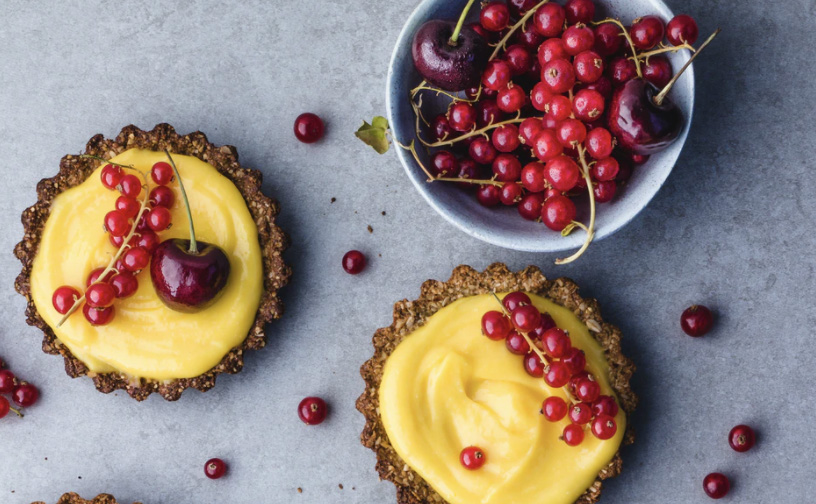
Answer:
592;396;619;418
667;14;699;46
681;305;714;337
83;304;115;326
298;396;328;425
52;286;80;315
703;473;730;499
100;164;123;190
561;347;587;375
543;396;568;422
480;1;510;32
524;352;547;377
591;414;618;439
728;425;756;452
110;272;139;299
568;402;593;424
204;458;227;480
151;162;174;185
511;305;542;332
630;16;665;50
294;113;325;143
342;250;366;274
562;423;585;446
123;247;150;272
118;174;142;198
545;361;570;388
12;383;39;407
460;446;486;470
482;311;512;341
86;282;116;308
541;195;576;231
104;210;130;237
505;331;531;355
533;3;566;38
0;370;16;394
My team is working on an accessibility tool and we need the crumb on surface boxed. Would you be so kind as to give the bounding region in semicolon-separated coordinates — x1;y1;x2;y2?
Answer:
381;211;386;215
339;484;344;490
367;225;373;233
297;488;302;494
331;197;336;203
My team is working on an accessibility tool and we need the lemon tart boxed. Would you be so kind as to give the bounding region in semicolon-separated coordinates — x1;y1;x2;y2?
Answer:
14;124;290;401
357;264;636;504
32;493;139;504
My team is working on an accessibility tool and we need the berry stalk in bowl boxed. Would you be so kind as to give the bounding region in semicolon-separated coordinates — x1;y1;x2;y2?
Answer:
358;0;719;263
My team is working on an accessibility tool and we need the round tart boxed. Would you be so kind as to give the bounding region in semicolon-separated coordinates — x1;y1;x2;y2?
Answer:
14;124;291;401
356;264;637;504
32;494;139;504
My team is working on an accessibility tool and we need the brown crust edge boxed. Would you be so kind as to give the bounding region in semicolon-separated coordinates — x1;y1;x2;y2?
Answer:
31;492;140;504
355;263;638;504
13;123;291;401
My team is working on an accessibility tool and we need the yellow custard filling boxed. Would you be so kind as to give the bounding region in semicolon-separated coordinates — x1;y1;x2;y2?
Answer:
379;293;625;504
30;149;263;380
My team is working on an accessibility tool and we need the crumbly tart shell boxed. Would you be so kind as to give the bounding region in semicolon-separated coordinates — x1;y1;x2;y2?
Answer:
32;493;140;504
14;123;291;401
356;263;638;504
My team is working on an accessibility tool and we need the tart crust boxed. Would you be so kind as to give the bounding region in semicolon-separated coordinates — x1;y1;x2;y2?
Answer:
14;124;291;401
31;493;140;504
356;263;637;504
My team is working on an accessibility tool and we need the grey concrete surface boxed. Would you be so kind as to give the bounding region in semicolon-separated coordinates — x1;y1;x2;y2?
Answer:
0;1;811;503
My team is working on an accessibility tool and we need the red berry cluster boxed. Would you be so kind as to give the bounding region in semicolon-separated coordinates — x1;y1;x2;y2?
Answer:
0;358;39;419
51;160;177;326
480;291;619;447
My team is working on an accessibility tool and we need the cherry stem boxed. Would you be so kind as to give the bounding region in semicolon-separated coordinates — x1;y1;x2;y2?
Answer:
449;0;477;46
654;28;721;106
555;146;595;265
164;150;198;254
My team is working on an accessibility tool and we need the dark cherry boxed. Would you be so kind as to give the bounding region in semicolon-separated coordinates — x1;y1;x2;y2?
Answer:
608;78;683;154
412;20;489;91
204;458;227;480
294;113;325;143
703;473;730;499
681;304;714;337
342;250;366;274
151;239;231;312
298;396;328;425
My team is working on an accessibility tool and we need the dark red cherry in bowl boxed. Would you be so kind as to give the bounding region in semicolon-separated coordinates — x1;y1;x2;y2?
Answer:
150;239;231;312
608;78;683;155
412;20;489;91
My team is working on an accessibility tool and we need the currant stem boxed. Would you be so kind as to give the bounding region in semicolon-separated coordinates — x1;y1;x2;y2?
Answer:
555;146;595;265
489;0;550;60
164;150;198;254
594;18;642;77
449;0;477;46
9;405;23;418
654;28;721;106
396;140;437;181
630;42;695;63
422;115;525;148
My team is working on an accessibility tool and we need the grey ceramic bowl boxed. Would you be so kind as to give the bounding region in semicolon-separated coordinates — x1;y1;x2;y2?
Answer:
386;0;694;253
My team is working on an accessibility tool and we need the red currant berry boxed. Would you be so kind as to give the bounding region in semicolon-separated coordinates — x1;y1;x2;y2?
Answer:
83;304;115;326
545;361;570;388
681;305;714;337
565;0;595;25
294;113;325;143
538;38;568;68
449;102;477;132
110;234;125;248
204;458;227;480
541;59;575;94
561;347;587;375
503;292;531;312
556;119;587;148
456;158;481;188
150;162;174;186
110;272;139;299
630;152;650;165
342;250;366;274
533;2;566;38
482;311;512;341
529;313;557;340
568;402;593;424
504;44;533;76
586;128;614;160
86;267;112;286
573;50;604;84
505;331;531;355
542;328;571;358
492;154;522;182
12;383;39;407
114;196;140;220
519;118;545;146
594;180;617;203
0;370;16;394
0;396;9;419
86;282;116;308
431;151;459;177
431;114;453;142
545;156;580;192
521;162;547;193
728;425;756;453
541;195;576;231
149;186;175;210
575;378;600;402
562;24;595;56
608;57;638;85
580;75;613;100
476;99;503;128
643;55;673;88
569;371;590;395
591;157;619;181
497;84;526;113
514;22;544;49
572;89;605;122
147;206;172;232
530;82;553;112
546;95;572;122
511;305;542;332
523;352;547;377
480;1;510;32
563;423;585;446
543;396;568;421
703;473;730;499
591;414;617;439
119;174;142;198
123;246;150;272
482;60;512;91
592;396;619;418
298;396;328;425
460;446;486;470
594;23;623;56
476;184;502;207
500;183;523;206
100;164;123;190
135;229;160;254
104;210;130;237
492;124;521;153
667;14;699;46
52;286;80;315
630;15;665;50
518;193;546;220
469;137;498;165
532;129;563;162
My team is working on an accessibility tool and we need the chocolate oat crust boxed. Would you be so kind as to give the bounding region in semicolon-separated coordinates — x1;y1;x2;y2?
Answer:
31;493;141;504
356;263;637;504
14;124;291;401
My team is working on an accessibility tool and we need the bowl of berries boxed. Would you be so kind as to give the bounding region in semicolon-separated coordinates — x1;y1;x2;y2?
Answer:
375;0;717;260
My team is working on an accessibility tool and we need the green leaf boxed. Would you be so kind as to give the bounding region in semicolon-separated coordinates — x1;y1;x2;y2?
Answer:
355;116;390;154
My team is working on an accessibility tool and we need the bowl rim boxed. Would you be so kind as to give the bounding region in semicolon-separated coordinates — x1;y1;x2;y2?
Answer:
386;0;694;253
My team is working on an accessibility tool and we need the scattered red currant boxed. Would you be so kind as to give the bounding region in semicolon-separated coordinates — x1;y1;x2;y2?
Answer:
0;370;16;394
52;286;80;315
298;396;328;425
562;423;584;446
294;113;325;143
204;458;227;480
460;446;486;470
12;383;39;408
681;305;714;337
728;424;756;452
703;473;730;499
342;250;366;274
